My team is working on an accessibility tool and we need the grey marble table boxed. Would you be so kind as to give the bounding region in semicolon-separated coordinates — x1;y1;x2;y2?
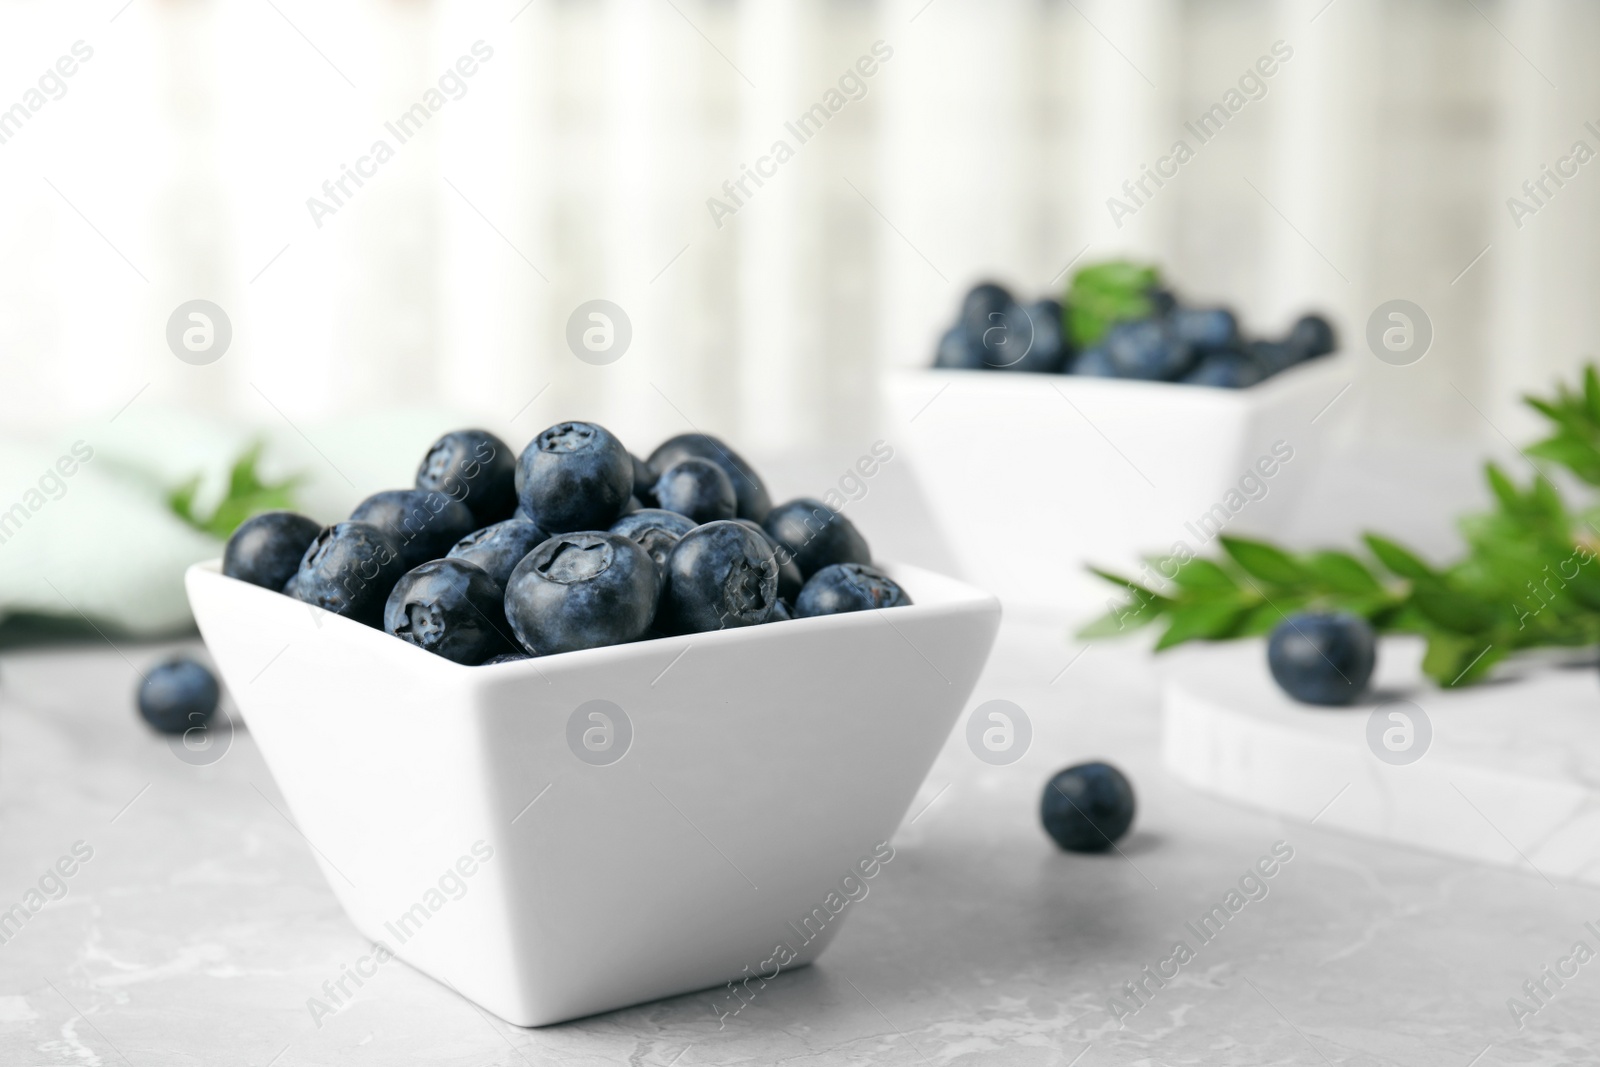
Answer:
2;445;1596;1066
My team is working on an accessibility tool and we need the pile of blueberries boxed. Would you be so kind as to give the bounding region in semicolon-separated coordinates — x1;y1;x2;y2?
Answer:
932;280;1337;388
222;424;909;665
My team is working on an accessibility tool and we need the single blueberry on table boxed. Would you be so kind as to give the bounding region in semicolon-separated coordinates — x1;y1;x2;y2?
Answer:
137;657;220;736
1181;348;1266;389
504;531;659;654
653;458;737;524
631;453;658;507
291;521;409;626
350;489;477;570
384;558;513;665
997;299;1071;373
610;508;697;575
447;518;550;587
223;511;323;592
933;325;986;370
1105;318;1195;380
1069;344;1118;377
733;518;803;602
762;497;871;579
1287;313;1337;360
1041;762;1136;853
647;433;772;522
660;520;778;634
415;429;518;524
515;421;634;533
1170;307;1239;350
794;562;910;617
1267;612;1376;706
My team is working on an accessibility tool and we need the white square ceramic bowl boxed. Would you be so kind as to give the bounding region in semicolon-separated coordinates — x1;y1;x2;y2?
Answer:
884;357;1353;619
186;559;999;1027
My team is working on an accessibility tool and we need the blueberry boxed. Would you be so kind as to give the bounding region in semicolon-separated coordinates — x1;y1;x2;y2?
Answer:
504;532;658;654
1247;339;1300;377
446;518;549;588
1041;762;1136;852
770;598;794;622
631;453;658;507
1146;287;1179;317
733;518;803;602
481;651;533;665
647;434;772;522
1267;612;1376;706
996;299;1071;373
136;657;220;736
1288;313;1337;359
350;489;478;570
415;429;518;525
761;497;871;579
1181;348;1266;389
1069;344;1117;377
958;281;1015;340
933;325;986;370
660;520;779;633
290;521;409;626
223;511;322;592
383;558;513;664
1170;307;1239;349
515;422;633;533
794;562;910;617
610;508;697;575
1105;318;1194;380
653;458;737;524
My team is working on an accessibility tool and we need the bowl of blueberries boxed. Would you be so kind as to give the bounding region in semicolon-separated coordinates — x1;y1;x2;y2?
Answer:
887;261;1352;618
185;422;1000;1026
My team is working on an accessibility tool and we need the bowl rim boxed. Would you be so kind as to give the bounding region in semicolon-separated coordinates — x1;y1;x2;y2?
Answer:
187;558;999;682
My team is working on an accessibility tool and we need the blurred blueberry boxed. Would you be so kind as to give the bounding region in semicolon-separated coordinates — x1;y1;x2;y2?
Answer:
762;497;871;579
1246;339;1300;377
794;562;910;617
933;325;986;370
1288;313;1337;360
770;598;794;622
997;299;1071;373
291;521;409;626
447;518;550;587
631;453;657;507
1268;612;1376;706
1181;348;1267;389
647;433;772;522
415;429;518;524
1041;762;1136;852
653;458;737;524
516;421;634;533
958;281;1015;340
384;558;513;665
137;657;220;736
661;520;779;633
223;511;322;592
1170;307;1239;350
350;489;477;570
1069;345;1118;377
1146;287;1179;317
1106;319;1194;380
504;531;659;654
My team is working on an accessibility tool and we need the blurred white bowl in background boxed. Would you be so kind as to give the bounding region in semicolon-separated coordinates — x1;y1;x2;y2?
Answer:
884;358;1354;622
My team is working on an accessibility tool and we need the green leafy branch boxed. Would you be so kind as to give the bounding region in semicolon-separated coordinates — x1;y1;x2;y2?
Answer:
169;442;304;540
1066;260;1161;348
1082;366;1600;688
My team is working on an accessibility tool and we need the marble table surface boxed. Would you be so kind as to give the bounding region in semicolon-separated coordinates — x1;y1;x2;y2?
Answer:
4;445;1599;1066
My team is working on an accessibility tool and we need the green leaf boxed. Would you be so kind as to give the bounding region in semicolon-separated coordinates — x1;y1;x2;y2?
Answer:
1364;534;1436;582
1169;557;1237;591
1219;536;1306;586
1153;599;1251;650
1420;632;1504;687
1584;364;1600;424
1410;582;1497;634
167;442;304;541
1303;550;1383;595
